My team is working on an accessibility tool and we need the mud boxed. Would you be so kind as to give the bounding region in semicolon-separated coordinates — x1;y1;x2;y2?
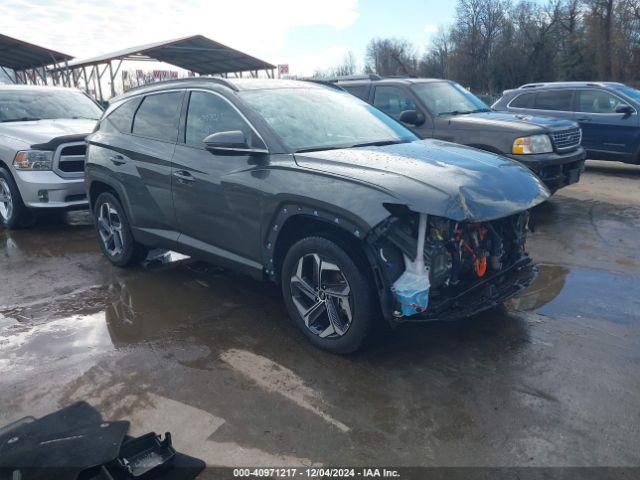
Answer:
1;160;639;467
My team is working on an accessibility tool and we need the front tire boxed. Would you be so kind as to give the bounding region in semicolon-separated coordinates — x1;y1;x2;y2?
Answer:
281;236;375;354
94;192;148;267
0;167;33;229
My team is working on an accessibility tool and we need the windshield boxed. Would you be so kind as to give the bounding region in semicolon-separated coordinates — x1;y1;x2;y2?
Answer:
0;89;102;122
239;87;417;152
613;85;640;103
411;81;489;116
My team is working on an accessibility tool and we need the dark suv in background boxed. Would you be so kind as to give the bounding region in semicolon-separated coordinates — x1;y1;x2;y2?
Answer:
329;75;586;192
493;82;640;164
85;78;548;353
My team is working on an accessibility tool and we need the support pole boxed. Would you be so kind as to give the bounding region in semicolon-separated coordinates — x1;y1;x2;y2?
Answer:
82;66;90;95
92;66;98;99
0;67;16;84
93;65;103;102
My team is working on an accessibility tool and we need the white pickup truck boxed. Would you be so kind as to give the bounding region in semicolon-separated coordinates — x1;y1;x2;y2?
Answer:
0;85;102;228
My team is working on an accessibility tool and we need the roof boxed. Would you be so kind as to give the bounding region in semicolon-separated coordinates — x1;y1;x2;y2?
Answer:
227;79;322;90
65;35;275;74
0;33;73;70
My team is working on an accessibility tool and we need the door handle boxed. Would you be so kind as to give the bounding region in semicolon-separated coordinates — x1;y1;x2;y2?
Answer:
173;170;195;183
577;118;591;122
109;154;126;166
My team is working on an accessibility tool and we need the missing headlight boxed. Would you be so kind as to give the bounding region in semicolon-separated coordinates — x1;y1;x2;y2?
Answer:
371;210;532;319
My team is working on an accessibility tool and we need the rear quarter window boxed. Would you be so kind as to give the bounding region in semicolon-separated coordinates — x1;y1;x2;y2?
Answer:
102;98;141;133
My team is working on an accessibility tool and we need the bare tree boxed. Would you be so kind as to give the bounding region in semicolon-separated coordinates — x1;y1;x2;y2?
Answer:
343;0;640;94
364;38;418;76
314;52;358;78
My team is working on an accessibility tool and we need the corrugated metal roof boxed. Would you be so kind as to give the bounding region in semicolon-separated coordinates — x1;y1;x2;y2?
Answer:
65;35;275;74
0;33;73;70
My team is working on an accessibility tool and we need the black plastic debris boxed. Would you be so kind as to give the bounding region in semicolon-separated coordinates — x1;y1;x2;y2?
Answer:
114;433;176;479
0;402;205;480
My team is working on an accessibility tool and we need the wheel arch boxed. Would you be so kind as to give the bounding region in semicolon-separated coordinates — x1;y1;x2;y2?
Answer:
0;154;16;180
87;175;134;221
268;205;373;284
270;209;398;325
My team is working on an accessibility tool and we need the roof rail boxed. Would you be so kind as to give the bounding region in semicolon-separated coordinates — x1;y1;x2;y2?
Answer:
300;79;347;91
119;76;238;98
313;74;382;83
520;83;545;89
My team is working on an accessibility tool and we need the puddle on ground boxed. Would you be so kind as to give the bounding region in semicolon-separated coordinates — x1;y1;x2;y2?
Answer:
508;264;640;324
0;252;285;370
0;211;96;259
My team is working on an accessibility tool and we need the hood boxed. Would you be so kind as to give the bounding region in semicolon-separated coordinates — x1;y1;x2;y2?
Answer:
294;139;549;222
0;119;96;147
443;111;577;134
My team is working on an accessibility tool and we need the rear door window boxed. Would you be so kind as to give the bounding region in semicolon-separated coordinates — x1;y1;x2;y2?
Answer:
132;91;183;141
510;93;535;109
577;90;632;114
373;86;417;119
534;90;573;111
184;91;254;148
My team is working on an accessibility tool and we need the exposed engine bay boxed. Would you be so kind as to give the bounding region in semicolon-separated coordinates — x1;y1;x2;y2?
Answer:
369;209;535;322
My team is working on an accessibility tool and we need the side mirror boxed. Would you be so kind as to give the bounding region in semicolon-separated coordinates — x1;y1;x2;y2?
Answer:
399;110;425;126
203;130;267;155
616;105;634;116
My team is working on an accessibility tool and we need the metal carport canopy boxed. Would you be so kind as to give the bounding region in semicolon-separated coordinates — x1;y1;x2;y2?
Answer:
64;35;275;74
0;33;73;70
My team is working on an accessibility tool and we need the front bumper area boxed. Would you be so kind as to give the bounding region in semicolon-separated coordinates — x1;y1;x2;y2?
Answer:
13;170;88;210
507;148;586;192
392;257;536;324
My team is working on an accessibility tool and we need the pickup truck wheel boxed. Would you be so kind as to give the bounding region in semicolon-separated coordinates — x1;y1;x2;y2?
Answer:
281;236;374;354
94;192;148;267
0;167;33;229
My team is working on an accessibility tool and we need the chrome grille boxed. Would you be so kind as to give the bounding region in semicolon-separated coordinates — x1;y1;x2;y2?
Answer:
54;142;86;178
551;128;582;152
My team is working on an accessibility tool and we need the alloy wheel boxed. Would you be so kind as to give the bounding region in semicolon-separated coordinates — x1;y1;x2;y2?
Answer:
290;253;353;338
98;202;124;257
0;178;13;222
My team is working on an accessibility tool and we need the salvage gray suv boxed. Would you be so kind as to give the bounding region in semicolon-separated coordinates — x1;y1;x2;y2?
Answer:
0;86;101;228
86;78;549;353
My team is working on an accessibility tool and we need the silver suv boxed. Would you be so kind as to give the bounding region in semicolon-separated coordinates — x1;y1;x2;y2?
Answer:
0;86;102;228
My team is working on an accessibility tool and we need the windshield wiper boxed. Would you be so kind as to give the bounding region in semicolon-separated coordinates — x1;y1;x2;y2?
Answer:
295;145;348;153
1;117;42;123
438;110;473;116
351;139;407;148
295;139;407;153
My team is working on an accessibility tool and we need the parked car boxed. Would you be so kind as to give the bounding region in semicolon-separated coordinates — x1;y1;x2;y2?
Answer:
493;82;640;164
0;85;102;228
85;78;549;353
328;75;586;193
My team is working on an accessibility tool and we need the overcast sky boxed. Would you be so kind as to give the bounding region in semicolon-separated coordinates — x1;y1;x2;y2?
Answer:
0;0;457;75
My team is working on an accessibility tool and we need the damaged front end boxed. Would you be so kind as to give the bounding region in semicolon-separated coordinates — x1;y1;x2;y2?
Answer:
368;206;535;323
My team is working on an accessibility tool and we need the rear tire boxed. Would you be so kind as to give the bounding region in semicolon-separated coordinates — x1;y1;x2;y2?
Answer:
0;167;33;229
94;192;149;267
281;236;375;354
